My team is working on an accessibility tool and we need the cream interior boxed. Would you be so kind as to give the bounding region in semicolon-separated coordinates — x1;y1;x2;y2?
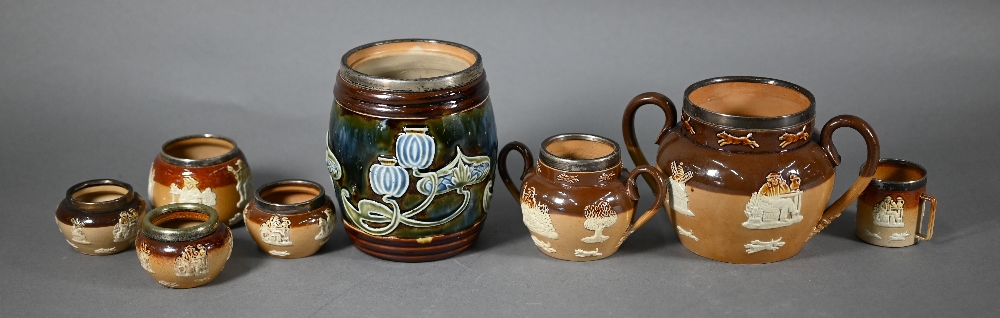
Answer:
73;185;127;202
688;82;811;117
347;42;475;79
261;184;320;205
153;212;209;229
546;139;614;160
874;161;925;182
163;137;234;160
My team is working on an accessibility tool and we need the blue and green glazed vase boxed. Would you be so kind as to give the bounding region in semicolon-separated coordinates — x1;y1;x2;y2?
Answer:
327;39;497;262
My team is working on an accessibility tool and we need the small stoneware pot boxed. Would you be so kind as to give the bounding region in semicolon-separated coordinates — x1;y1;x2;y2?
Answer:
856;159;937;247
55;179;146;255
499;134;667;261
149;134;253;226
135;203;233;289
244;180;336;258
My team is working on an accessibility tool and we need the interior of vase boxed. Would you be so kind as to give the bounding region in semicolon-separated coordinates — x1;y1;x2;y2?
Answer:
72;184;127;203
152;211;210;229
346;41;476;80
873;161;926;183
688;81;812;117
163;136;234;160
545;139;615;160
260;183;321;205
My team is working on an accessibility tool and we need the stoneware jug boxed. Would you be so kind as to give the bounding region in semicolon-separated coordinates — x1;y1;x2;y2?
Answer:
327;39;497;262
498;134;666;261
622;76;879;264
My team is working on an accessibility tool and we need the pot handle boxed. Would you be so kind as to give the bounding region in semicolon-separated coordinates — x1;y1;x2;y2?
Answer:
809;115;880;240
622;92;677;190
624;165;668;234
916;193;937;241
498;141;535;199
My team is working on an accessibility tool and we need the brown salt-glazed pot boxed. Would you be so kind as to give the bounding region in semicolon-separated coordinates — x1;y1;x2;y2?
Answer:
135;203;233;289
149;134;252;227
623;76;880;264
499;134;667;261
244;180;336;258
55;179;146;255
856;159;936;247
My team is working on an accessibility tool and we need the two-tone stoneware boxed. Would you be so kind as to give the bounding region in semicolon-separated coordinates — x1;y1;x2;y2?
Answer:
244;180;336;258
622;76;880;264
149;134;253;227
856;159;936;247
499;134;666;261
327;39;497;262
135;203;233;289
55;179;146;255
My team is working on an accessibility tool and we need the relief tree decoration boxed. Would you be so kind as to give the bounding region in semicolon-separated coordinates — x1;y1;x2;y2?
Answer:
581;200;616;243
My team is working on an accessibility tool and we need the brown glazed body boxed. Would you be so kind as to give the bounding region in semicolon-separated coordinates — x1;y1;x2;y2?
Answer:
55;179;146;255
499;134;666;261
856;159;936;247
135;203;233;289
149;134;253;227
244;180;336;258
623;76;880;264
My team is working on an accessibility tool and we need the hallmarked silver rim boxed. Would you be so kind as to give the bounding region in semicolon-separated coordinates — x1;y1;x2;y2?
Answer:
540;133;621;172
867;158;928;191
159;134;240;167
254;179;327;214
683;76;816;129
339;38;484;92
142;203;219;242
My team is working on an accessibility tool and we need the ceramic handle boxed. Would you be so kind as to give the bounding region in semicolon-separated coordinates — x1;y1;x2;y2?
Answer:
621;92;677;191
916;193;937;241
624;165;667;234
498;141;535;199
809;115;880;240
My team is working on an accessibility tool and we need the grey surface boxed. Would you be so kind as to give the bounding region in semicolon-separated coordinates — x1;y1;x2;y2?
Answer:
2;0;998;317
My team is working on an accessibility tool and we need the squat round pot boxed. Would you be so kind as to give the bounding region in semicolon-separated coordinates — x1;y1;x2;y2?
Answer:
135;203;233;289
244;180;336;258
55;179;146;255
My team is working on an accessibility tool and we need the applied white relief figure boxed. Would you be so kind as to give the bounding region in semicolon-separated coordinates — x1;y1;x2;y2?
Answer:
531;236;557;253
174;244;209;277
574;248;603;258
742;173;803;230
677;226;699;241
669;161;695;217
581;200;616;243
137;242;154;273
70;218;90;244
227;159;252;209
744;238;785;254
112;209;139;242
260;216;293;246
865;229;882;240
169;174;217;206
873;196;905;228
889;232;911;241
315;209;334;241
521;187;559;240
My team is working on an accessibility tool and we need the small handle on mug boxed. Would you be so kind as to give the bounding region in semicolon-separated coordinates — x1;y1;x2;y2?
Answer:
624;165;667;234
808;115;880;240
916;193;937;241
498;141;535;199
621;92;677;191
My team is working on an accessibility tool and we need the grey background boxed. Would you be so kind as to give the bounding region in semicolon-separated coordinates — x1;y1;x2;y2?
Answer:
2;0;998;316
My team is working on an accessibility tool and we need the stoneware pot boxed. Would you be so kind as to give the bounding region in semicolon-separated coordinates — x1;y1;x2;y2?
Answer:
135;203;233;289
149;134;253;227
244;180;336;258
622;76;880;264
498;134;667;261
856;159;936;247
55;179;146;255
327;39;497;262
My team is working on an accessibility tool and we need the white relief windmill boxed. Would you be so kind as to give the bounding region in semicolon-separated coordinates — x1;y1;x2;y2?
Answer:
260;215;293;246
873;196;905;228
742;172;804;229
112;208;139;242
581;200;616;243
169;173;217;206
669;161;695;217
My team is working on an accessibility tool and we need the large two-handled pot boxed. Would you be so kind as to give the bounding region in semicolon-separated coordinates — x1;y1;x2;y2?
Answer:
622;76;880;264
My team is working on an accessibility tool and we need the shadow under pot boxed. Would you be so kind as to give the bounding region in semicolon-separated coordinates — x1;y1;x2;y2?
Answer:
244;180;336;258
149;134;253;227
135;203;233;289
55;179;146;255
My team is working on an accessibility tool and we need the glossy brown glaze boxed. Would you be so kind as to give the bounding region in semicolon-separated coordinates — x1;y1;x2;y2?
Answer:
342;218;484;262
856;159;936;247
622;76;880;264
135;207;233;289
55;179;146;255
244;180;336;258
334;75;489;119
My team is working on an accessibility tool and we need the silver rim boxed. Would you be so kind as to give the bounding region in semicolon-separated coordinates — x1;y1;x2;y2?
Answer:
683;76;816;130
159;134;240;167
141;203;219;242
866;158;928;191
339;38;484;92
254;179;327;214
66;179;134;212
540;133;620;172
